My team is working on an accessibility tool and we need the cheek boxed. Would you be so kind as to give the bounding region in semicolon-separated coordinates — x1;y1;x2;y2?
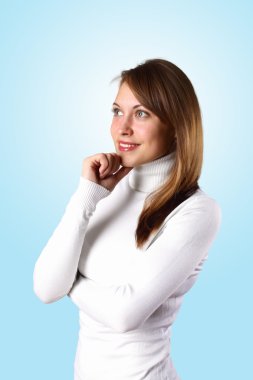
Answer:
137;125;153;140
110;123;116;139
142;126;162;143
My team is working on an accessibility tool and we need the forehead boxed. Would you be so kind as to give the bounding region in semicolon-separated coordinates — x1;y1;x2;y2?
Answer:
114;82;140;106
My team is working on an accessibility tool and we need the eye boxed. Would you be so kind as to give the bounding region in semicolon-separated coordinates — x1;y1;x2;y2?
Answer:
111;107;123;117
136;110;149;118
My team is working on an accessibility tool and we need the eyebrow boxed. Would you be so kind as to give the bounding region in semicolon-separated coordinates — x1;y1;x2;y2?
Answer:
112;102;143;109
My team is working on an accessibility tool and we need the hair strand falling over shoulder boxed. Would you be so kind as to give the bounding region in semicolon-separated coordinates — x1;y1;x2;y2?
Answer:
118;58;203;248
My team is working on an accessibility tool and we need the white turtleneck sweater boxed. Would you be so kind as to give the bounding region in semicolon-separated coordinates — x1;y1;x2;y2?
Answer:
33;153;222;380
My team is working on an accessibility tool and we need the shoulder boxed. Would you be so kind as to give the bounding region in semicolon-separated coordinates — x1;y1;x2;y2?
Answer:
145;189;222;251
187;187;220;208
189;189;222;222
174;189;222;236
164;188;222;234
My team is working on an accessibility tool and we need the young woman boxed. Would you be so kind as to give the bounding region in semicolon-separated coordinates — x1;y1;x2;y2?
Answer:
34;59;222;380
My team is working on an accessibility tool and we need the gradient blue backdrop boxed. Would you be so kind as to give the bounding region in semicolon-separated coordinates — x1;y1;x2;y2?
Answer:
1;1;252;379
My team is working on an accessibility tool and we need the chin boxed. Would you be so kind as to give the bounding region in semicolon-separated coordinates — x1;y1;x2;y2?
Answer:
120;158;135;168
120;155;148;168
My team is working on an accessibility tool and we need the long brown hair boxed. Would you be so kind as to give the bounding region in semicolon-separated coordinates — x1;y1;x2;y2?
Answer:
119;59;203;248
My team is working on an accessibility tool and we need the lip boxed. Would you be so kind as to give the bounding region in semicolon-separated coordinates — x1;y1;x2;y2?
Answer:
118;140;140;152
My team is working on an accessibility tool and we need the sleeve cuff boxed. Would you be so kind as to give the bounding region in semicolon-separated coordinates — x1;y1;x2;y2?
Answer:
77;177;111;209
65;176;111;216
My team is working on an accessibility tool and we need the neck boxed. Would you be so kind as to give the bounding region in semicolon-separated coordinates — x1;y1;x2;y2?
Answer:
128;152;176;193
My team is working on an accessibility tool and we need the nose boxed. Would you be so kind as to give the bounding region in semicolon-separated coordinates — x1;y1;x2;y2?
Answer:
119;116;134;136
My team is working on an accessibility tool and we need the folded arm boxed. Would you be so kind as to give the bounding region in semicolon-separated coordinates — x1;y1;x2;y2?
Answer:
68;197;222;332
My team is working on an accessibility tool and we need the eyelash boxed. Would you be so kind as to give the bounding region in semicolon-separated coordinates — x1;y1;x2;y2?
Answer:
111;108;123;116
111;108;149;118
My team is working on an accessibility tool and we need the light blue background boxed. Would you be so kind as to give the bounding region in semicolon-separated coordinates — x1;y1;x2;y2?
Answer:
1;1;252;379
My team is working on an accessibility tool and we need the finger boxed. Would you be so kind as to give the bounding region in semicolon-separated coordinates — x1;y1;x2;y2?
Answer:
109;153;121;173
96;154;110;176
99;155;112;178
100;154;120;178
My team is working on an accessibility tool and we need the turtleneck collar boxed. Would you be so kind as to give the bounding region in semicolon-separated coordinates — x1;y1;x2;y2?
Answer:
128;151;176;193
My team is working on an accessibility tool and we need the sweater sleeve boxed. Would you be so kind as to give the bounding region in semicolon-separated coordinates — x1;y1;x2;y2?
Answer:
33;177;110;303
68;196;222;332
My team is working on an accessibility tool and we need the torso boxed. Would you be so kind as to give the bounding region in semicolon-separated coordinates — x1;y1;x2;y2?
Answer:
75;175;207;379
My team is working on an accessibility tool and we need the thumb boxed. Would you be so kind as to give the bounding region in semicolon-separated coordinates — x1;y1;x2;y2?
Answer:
112;166;133;185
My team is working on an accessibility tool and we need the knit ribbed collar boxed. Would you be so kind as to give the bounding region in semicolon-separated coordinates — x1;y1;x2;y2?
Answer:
128;151;176;193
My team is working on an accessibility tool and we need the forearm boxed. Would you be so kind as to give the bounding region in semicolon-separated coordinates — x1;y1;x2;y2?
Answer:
68;197;222;332
33;177;110;303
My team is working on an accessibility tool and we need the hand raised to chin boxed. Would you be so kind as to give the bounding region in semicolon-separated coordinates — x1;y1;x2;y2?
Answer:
81;153;132;191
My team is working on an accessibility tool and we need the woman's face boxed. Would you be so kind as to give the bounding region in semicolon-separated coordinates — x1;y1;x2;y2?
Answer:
110;82;173;168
